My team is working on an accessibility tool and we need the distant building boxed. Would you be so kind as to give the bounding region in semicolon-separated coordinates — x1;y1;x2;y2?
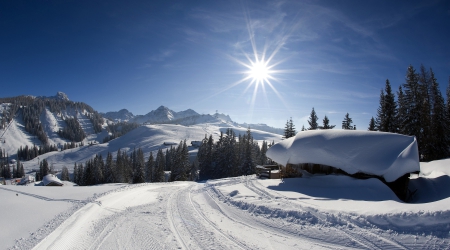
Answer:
191;141;202;147
42;174;63;186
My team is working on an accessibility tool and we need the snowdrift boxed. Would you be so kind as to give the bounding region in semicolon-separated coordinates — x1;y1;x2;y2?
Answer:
267;130;419;182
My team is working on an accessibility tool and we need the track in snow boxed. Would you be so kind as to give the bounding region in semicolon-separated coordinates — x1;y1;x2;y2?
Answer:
27;177;450;249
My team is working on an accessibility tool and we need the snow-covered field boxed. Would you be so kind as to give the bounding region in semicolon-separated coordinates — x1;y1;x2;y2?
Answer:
2;158;450;249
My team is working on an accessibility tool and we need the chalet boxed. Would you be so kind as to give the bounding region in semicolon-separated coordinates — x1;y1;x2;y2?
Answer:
266;130;420;201
42;174;64;186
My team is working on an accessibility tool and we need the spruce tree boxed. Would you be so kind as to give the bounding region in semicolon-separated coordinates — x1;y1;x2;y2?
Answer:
396;86;407;134
146;152;154;182
319;115;335;129
242;128;255;175
418;65;432;159
133;148;145;183
402;66;422;137
429;69;449;160
341;113;353;130
104;152;115;183
307;108;319;130
154;149;165;182
73;163;78;184
61;166;70;181
368;117;376;131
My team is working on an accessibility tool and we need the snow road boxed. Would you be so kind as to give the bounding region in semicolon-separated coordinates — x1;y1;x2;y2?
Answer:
30;176;450;249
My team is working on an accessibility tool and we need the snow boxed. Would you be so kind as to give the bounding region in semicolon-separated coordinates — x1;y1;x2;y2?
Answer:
267;130;420;182
41;174;63;186
0;109;42;157
2;157;450;249
21;123;282;173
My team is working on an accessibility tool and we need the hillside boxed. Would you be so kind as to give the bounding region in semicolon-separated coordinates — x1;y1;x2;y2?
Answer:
21;123;283;172
0;93;106;159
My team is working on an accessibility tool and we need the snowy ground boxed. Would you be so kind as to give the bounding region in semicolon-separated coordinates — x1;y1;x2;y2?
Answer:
3;160;450;249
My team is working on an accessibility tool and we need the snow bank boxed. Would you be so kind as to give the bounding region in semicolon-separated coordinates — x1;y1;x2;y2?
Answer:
267;130;419;182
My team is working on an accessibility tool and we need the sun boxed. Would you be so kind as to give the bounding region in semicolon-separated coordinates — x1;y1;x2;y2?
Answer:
248;60;270;83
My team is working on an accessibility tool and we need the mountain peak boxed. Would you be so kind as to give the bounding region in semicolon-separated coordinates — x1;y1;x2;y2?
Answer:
56;92;69;101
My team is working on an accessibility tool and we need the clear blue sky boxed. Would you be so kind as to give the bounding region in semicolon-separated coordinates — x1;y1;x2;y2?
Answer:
1;0;449;129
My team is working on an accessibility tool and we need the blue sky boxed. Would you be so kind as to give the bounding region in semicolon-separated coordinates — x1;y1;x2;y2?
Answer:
1;0;449;129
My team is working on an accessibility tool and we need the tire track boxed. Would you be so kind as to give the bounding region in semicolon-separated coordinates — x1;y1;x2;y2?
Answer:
187;185;250;250
243;176;408;249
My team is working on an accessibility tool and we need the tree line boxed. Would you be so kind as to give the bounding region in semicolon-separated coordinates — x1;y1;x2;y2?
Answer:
198;128;274;180
284;110;355;139
369;65;450;161
71;140;192;186
0;148;25;179
282;64;449;162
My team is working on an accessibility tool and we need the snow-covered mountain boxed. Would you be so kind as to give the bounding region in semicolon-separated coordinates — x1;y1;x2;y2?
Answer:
0;93;108;158
133;105;200;124
37;91;70;101
101;109;135;122
239;123;284;135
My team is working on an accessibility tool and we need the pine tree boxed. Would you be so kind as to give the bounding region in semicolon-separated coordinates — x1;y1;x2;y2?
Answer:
307;108;319;130
319;115;335;129
375;80;398;132
146;152;154;182
288;118;296;137
341;113;353;130
154;149;165;182
133;148;145;183
190;162;198;181
284;120;291;138
40;159;49;178
428;69;449;160
368;117;376;131
396;86;407;134
198;134;214;180
402;65;422;137
73;163;78;184
418;65;433;160
242;128;255;175
284;118;296;138
104;152;115;183
61;166;70;181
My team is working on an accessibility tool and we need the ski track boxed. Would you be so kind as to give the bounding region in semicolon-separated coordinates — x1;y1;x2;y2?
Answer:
9;176;450;249
207;176;450;249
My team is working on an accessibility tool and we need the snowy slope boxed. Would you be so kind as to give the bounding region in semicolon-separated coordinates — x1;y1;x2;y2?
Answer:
0;111;42;157
21;123;283;172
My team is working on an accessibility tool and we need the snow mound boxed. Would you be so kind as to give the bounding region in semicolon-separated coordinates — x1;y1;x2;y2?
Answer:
267;130;419;182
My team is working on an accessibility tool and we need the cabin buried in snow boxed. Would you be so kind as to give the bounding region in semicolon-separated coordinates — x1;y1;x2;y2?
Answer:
266;130;420;201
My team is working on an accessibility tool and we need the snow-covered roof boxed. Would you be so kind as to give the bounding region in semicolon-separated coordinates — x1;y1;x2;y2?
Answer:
42;174;63;186
266;130;420;182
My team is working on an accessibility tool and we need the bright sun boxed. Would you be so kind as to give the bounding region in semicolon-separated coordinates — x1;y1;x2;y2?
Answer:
249;60;270;82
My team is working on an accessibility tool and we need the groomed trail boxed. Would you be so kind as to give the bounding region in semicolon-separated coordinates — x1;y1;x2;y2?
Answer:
31;176;450;250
